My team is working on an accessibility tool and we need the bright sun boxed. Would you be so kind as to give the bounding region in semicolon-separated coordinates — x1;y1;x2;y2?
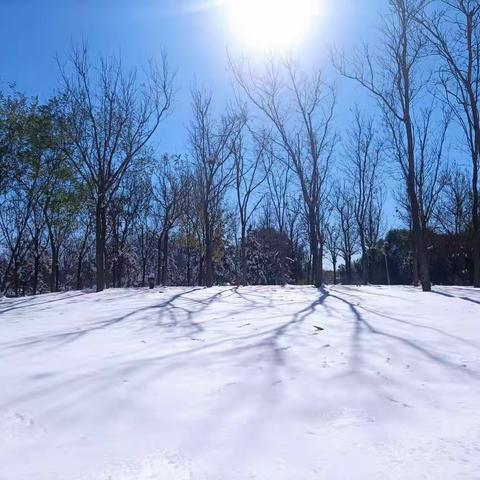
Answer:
227;0;319;51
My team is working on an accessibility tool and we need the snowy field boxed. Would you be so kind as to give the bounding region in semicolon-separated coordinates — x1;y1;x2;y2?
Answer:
1;285;480;480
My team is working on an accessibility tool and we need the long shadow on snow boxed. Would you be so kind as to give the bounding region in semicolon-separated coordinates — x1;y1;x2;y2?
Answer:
432;289;480;306
0;288;228;353
0;292;87;315
0;287;329;411
326;291;478;379
108;287;329;381
255;287;329;367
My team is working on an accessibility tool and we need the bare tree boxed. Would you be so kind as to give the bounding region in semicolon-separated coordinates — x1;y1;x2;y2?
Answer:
135;213;157;288
189;89;244;287
108;169;151;287
153;154;190;285
232;58;336;287
335;0;433;291
231;129;269;285
335;185;358;284
345;110;384;284
263;145;292;234
68;207;94;290
58;43;174;292
415;106;450;231
417;0;480;286
325;223;341;284
27;204;48;295
391;105;449;283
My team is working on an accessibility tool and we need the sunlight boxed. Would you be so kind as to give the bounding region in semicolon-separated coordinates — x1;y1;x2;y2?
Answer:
227;0;320;51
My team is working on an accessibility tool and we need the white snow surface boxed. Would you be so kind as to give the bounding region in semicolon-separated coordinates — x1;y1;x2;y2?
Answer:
1;285;480;480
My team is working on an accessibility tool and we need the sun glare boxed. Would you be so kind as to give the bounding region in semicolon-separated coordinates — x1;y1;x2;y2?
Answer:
227;0;319;51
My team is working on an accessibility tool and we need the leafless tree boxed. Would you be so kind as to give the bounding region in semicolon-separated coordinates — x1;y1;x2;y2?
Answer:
232;129;269;284
232;58;336;287
263;144;292;234
391;105;449;283
108;169;151;287
325;223;341;284
334;185;358;284
135;212;157;288
416;0;480;286
58;43;174;292
27;204;48;295
153;154;190;285
415;106;450;230
68;207;94;290
335;0;433;291
189;89;245;287
344;110;384;284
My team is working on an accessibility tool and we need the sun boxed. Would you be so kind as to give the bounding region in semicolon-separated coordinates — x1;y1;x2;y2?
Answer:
227;0;319;51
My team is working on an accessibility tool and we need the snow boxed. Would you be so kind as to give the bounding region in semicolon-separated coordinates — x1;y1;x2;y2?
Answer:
1;285;480;480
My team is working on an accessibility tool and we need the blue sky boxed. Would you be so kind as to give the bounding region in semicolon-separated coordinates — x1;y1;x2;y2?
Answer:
0;0;384;150
1;0;395;227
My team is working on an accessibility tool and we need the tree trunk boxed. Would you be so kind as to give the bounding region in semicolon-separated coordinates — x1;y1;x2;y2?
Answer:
32;254;40;296
361;239;368;286
205;216;214;287
13;257;19;297
405;114;431;292
472;154;479;287
55;254;60;292
186;248;192;286
412;240;419;287
205;240;214;287
308;210;322;288
117;256;124;288
50;242;58;293
198;254;204;286
466;12;480;288
156;232;163;285
111;260;117;288
76;254;84;290
161;229;169;285
95;195;106;292
239;225;247;286
141;258;147;287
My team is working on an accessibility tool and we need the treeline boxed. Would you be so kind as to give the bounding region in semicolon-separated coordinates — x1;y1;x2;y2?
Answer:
0;0;479;296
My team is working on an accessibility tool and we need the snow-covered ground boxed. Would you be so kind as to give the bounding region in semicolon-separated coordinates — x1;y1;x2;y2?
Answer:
1;285;480;480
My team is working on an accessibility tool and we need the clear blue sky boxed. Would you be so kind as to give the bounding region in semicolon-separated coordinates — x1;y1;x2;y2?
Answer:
0;0;384;149
1;0;394;221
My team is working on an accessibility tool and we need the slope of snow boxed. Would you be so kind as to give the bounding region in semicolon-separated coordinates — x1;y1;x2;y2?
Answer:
1;285;479;479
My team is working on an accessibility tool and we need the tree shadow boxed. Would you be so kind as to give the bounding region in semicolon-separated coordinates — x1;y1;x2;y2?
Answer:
0;288;221;353
327;291;478;380
432;289;480;306
355;302;478;349
0;291;88;315
3;285;478;427
337;285;416;302
1;287;331;414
